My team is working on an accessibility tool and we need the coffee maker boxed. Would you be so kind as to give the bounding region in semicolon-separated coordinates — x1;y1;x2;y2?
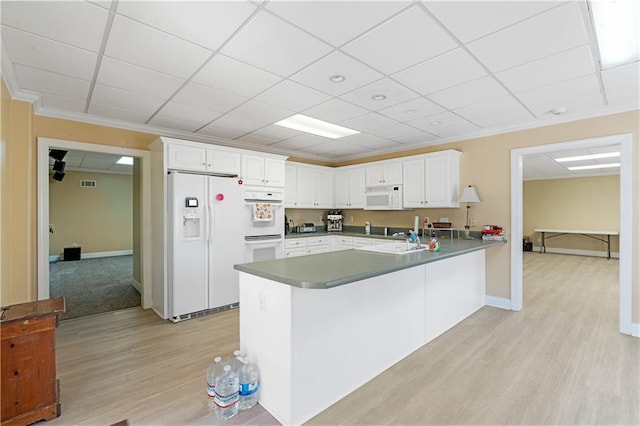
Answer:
326;210;343;232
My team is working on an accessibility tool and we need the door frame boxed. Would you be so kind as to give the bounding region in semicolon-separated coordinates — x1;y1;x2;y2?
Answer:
37;137;152;309
510;133;633;335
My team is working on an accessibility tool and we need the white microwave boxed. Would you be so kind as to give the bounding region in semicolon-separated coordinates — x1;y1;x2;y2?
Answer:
365;185;404;210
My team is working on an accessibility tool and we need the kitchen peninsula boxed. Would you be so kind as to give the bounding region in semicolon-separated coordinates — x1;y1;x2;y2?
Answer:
234;239;504;425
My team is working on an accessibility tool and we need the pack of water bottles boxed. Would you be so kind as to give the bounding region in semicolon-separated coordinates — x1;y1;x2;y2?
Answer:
206;349;260;420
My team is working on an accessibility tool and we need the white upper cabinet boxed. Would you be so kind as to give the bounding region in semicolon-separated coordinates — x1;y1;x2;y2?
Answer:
365;162;403;187
167;143;241;175
242;154;285;187
335;167;366;209
402;150;461;208
287;163;334;208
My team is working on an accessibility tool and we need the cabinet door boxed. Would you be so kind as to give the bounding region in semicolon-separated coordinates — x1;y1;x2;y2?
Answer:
334;169;350;208
242;154;265;186
264;158;285;187
314;168;333;208
349;168;366;208
167;144;207;172
295;167;316;208
425;155;459;207
285;164;298;207
383;162;403;185
365;164;385;186
206;149;241;175
403;158;426;208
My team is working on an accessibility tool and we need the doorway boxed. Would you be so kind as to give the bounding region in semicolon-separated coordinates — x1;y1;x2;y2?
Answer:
510;133;633;335
37;137;152;310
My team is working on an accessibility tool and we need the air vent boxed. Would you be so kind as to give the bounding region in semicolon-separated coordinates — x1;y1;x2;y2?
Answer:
80;180;96;188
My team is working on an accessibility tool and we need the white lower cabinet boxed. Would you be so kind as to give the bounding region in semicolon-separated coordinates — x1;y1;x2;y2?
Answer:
285;238;307;257
306;236;332;254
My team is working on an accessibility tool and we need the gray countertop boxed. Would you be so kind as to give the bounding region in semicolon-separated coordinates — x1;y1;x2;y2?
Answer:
234;239;505;289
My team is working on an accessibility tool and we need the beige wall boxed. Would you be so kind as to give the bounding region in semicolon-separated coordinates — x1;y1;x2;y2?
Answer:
523;176;620;252
133;159;142;284
49;170;133;257
1;76;638;323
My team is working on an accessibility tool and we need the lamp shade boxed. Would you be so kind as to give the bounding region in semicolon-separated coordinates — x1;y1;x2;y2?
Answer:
459;185;481;203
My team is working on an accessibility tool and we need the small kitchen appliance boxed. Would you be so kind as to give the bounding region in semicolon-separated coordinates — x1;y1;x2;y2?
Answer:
326;210;343;232
297;223;316;233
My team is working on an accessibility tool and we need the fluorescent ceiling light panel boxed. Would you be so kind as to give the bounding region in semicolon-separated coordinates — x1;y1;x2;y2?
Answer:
116;156;134;165
567;162;620;171
590;0;640;68
555;152;620;162
274;114;360;139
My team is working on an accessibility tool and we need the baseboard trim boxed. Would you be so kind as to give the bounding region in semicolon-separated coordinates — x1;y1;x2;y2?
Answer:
132;278;142;294
485;295;511;310
632;323;640;338
50;250;133;262
531;246;619;259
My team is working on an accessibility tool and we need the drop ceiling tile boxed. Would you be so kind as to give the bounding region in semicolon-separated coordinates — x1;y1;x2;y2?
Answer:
290;51;383;96
466;2;588;72
407;111;480;138
428;76;508;110
1;27;97;80
234;133;280;146
207;114;265;135
173;82;246;113
105;15;212;79
40;94;86;113
154;101;221;126
395;131;439;145
393;49;486;95
192;54;282;98
255;79;331;112
302;140;366;157
266;1;410;47
339;133;402;150
271;133;328;150
220;11;333;77
602;62;640;107
116;1;257;51
97;57;185;99
377;97;445;121
1;1;108;52
342;6;457;75
496;45;596;93
229;99;294;124
91;84;165;114
454;96;534;128
196;125;246;140
303;98;369;123
340;112;398;133
340;78;419;111
516;74;604;116
14;64;90;100
148;115;203;133
88;103;152;123
424;1;563;44
248;125;302;141
371;122;430;141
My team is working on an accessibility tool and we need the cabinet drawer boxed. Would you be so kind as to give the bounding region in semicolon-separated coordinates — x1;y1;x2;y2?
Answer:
335;236;353;245
285;248;307;257
285;238;307;248
352;237;373;246
307;236;331;246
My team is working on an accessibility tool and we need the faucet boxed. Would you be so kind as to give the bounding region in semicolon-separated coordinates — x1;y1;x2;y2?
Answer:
407;231;421;249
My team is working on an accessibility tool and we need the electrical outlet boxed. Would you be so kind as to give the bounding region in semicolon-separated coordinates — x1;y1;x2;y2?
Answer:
319;215;324;222
350;216;354;223
49;224;54;234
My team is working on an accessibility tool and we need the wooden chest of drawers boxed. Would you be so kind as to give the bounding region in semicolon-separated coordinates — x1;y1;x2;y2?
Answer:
1;297;65;426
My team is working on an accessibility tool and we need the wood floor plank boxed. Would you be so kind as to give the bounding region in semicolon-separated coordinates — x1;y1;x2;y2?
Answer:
48;253;638;425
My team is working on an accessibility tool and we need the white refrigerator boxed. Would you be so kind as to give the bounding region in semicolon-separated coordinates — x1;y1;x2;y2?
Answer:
168;171;244;321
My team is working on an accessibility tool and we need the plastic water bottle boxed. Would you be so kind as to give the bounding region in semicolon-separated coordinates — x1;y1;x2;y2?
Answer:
227;349;244;373
206;356;222;409
238;357;260;410
214;365;239;420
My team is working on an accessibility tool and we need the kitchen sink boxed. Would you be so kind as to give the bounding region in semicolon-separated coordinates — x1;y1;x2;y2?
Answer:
356;241;430;255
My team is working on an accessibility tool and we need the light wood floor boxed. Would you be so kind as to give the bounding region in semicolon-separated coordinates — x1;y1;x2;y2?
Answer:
49;253;639;425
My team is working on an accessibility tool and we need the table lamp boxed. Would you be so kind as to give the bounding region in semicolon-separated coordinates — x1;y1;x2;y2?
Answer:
459;185;481;238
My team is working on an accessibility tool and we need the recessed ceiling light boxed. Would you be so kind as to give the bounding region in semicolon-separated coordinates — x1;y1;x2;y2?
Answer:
430;120;442;126
274;114;360;139
590;0;640;69
404;109;417;115
116;156;134;165
567;163;620;171
555;152;620;162
329;75;345;83
372;94;386;101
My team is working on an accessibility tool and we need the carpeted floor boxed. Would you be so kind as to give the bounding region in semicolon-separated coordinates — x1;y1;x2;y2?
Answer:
50;255;140;320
